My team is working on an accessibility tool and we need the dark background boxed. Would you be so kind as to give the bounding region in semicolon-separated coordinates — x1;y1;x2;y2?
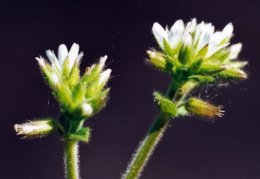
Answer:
0;0;259;178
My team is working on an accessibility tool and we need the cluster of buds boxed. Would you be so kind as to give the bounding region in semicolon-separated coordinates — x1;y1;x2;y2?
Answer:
15;43;111;142
148;18;248;119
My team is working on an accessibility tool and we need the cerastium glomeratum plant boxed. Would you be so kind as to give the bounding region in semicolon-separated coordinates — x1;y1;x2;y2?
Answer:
14;43;111;179
123;18;248;179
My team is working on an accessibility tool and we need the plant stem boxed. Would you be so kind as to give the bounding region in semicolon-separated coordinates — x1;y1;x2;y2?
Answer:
64;140;80;179
123;80;195;179
122;113;171;179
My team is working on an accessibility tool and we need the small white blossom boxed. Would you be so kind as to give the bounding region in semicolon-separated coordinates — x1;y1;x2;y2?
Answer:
152;19;236;59
37;43;83;73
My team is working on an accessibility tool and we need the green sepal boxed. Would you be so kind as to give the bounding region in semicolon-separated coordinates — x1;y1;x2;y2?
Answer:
81;64;101;86
153;91;177;117
86;88;110;113
67;62;80;88
209;48;229;63
189;75;216;84
62;58;70;78
197;62;225;74
215;68;247;80
55;83;72;110
178;45;193;65
187;59;203;72
68;127;91;143
163;39;174;56
71;83;86;108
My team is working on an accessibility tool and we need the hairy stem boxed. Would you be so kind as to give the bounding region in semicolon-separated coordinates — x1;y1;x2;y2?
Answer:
122;80;196;179
122;113;171;179
64;140;80;179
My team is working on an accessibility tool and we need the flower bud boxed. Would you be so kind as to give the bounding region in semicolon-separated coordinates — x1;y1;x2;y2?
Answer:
185;98;224;119
217;68;247;80
80;103;93;117
14;119;56;138
147;50;167;70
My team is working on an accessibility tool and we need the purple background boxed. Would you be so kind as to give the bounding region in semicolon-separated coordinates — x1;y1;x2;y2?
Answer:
0;0;259;178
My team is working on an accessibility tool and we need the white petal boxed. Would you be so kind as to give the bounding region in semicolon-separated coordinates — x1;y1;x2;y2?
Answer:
152;22;167;49
36;56;46;68
182;33;192;48
46;50;61;71
98;55;108;71
193;21;205;45
76;52;84;63
58;44;68;65
168;20;185;49
196;23;214;52
185;18;197;34
99;69;111;85
51;73;60;85
68;43;80;70
222;23;233;39
229;43;242;59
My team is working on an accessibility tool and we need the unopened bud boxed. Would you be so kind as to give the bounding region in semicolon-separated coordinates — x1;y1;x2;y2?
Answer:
185;98;224;119
147;50;167;70
80;103;93;117
217;68;247;80
14;119;56;138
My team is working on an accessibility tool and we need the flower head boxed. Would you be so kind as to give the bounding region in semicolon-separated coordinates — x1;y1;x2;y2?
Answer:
148;18;247;82
36;43;111;120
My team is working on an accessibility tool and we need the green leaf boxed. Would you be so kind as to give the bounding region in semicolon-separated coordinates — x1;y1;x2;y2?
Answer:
153;92;177;117
68;127;91;143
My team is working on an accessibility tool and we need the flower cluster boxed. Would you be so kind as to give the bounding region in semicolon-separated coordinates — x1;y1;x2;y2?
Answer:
148;18;247;83
15;43;111;141
36;43;111;119
148;19;248;119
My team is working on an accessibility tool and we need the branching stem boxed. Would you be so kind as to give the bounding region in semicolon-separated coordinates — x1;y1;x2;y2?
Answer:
123;80;196;179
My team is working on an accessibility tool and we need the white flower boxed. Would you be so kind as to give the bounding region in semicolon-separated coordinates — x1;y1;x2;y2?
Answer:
152;18;236;59
37;43;83;73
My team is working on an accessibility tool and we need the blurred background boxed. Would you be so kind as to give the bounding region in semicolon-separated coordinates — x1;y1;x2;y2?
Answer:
0;0;259;178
